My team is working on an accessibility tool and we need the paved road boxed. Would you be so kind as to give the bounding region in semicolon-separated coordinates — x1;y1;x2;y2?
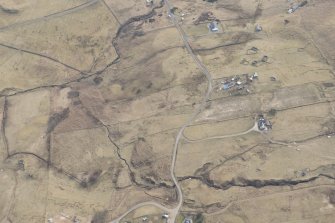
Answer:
110;0;213;222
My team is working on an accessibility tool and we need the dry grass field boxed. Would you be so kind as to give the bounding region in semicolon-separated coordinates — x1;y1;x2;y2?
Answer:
0;0;335;223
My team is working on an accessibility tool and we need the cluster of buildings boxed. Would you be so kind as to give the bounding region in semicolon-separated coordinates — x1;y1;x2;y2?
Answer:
219;72;258;92
141;213;169;222
140;214;193;223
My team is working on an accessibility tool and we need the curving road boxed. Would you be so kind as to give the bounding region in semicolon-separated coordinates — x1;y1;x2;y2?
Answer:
183;122;259;143
110;0;213;222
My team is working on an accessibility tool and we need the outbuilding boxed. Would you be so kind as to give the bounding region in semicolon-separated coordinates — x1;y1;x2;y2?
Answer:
208;21;219;32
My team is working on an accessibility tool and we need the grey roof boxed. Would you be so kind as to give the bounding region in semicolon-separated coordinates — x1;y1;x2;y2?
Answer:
209;21;219;31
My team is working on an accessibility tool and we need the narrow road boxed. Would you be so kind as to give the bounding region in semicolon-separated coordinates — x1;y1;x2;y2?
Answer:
0;0;99;32
164;0;213;221
183;122;259;143
110;0;213;222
